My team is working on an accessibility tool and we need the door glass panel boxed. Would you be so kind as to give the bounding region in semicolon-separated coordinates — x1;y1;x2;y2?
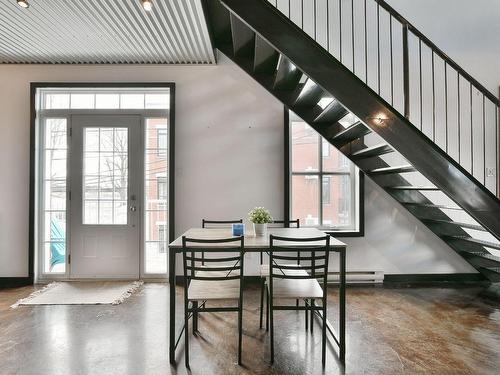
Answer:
144;118;168;274
42;118;67;273
114;201;128;225
83;127;128;225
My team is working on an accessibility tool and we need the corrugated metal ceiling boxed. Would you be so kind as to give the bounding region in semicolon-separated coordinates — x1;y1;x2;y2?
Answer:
0;0;215;64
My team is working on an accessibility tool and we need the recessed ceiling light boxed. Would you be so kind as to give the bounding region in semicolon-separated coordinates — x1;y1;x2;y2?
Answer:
142;0;153;12
17;0;29;8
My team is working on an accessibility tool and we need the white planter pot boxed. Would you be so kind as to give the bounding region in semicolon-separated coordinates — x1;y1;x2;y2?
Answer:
253;223;267;237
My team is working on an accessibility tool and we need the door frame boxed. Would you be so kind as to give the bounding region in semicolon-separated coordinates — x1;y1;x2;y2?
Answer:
30;82;175;283
69;114;142;279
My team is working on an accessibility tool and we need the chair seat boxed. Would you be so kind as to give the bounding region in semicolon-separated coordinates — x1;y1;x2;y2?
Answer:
260;264;308;277
195;268;240;278
268;278;323;299
188;278;240;301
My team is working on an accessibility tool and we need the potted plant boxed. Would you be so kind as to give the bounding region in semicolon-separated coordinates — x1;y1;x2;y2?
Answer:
248;207;273;236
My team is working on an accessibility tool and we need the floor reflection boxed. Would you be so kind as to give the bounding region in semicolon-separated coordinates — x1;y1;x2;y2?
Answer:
0;283;499;375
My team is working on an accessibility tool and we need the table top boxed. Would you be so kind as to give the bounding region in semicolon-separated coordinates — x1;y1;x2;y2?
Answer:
168;227;346;250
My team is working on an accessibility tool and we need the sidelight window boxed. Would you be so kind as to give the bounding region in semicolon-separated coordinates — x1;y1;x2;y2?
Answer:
42;118;68;273
144;118;169;274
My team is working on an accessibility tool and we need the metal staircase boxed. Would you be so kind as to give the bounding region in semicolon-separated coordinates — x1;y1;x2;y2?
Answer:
203;0;500;281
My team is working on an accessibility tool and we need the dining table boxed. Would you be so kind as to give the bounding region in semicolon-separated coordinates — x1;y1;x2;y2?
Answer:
168;227;347;365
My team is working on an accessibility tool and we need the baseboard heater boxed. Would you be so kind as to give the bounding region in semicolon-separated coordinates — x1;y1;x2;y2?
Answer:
326;271;384;284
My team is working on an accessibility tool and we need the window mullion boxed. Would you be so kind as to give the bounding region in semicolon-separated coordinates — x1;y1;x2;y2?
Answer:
318;134;323;227
351;169;358;229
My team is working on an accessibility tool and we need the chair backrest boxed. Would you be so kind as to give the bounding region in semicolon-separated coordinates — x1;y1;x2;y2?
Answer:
260;219;300;264
182;236;244;282
269;219;300;228
269;235;330;286
202;219;243;228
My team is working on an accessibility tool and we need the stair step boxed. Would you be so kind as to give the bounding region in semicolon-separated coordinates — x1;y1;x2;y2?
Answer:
230;14;255;57
422;219;486;231
368;165;415;175
331;121;370;147
350;144;393;160
402;203;463;211
482;267;500;274
293;78;326;107
254;35;279;74
478;267;500;281
211;0;500;275
443;236;500;250
313;99;348;124
273;55;302;90
208;0;232;44
387;186;439;191
463;251;500;263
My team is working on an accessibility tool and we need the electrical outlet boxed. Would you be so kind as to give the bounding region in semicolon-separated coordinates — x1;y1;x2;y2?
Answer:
485;167;496;177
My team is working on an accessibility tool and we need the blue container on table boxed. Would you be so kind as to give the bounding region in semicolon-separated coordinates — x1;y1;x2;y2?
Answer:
232;223;245;236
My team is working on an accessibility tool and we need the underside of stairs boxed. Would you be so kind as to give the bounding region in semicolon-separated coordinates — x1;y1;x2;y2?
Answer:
203;0;500;281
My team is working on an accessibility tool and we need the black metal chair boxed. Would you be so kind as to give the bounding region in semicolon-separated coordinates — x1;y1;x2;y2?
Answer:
259;219;300;330
201;219;243;265
268;234;330;366
182;236;245;368
202;219;243;227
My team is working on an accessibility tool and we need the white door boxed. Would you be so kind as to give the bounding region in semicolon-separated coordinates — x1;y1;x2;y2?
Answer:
69;115;141;279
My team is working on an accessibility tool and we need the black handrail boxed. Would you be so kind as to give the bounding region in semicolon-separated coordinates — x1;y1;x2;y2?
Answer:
270;0;499;195
375;0;500;106
217;0;500;238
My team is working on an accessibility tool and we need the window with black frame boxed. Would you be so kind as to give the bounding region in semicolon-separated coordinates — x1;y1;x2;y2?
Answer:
288;110;363;234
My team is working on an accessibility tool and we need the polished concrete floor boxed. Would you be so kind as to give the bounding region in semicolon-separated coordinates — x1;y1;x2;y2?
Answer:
1;282;499;374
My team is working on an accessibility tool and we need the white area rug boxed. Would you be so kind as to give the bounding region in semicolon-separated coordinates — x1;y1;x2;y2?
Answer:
11;281;143;308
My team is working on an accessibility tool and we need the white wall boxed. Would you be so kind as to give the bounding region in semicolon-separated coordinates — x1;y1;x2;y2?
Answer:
341;179;476;274
0;55;284;278
0;53;475;278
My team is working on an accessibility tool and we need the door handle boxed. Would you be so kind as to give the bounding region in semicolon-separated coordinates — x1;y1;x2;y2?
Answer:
130;205;137;212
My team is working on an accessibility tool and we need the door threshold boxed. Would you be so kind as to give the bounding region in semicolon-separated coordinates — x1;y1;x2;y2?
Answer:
36;277;167;284
36;278;140;284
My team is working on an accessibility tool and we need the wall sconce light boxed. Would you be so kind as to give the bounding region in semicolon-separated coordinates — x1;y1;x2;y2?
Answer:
367;114;389;125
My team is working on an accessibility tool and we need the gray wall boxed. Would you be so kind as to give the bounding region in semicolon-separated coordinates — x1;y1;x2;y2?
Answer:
0;54;475;278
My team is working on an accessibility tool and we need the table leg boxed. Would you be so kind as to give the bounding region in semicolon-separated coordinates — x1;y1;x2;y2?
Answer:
169;248;176;364
339;247;346;364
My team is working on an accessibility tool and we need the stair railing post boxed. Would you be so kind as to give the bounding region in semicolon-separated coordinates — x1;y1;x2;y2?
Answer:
496;101;499;198
402;24;410;119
